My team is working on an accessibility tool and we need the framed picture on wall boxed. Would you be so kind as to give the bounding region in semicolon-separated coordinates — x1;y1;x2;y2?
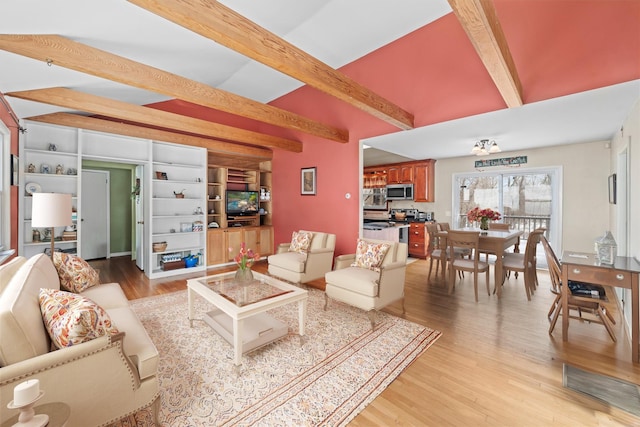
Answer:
301;167;316;195
608;173;616;204
10;155;19;186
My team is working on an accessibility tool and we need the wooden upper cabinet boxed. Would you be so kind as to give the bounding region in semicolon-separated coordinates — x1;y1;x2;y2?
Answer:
387;165;413;184
413;159;436;202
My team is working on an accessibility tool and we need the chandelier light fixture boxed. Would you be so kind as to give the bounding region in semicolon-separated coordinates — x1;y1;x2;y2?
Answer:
471;139;501;156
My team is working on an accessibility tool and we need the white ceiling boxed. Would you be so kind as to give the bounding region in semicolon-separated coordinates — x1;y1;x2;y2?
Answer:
1;0;638;163
0;0;451;115
364;80;640;161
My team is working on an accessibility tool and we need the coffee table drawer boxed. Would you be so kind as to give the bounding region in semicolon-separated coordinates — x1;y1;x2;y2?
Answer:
204;309;288;354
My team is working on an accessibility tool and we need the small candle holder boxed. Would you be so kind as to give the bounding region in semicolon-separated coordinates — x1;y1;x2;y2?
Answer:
7;391;49;427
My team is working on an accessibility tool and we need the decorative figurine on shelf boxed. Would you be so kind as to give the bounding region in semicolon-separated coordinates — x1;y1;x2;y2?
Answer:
48;143;57;151
173;190;186;199
27;163;36;173
32;229;41;242
55;164;64;175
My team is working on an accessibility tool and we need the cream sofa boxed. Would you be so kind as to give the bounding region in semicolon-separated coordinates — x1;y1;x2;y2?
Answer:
268;230;336;284
0;254;160;427
324;238;408;329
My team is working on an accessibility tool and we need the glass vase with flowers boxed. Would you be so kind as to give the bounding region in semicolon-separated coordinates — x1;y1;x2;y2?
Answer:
467;207;502;230
230;242;260;283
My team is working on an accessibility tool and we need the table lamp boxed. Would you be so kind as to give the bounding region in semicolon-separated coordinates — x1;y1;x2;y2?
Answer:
31;193;73;261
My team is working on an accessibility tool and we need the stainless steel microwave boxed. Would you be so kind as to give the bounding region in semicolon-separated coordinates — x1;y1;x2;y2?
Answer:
386;184;413;200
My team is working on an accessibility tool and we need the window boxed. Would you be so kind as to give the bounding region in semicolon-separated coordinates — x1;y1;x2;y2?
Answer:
453;167;562;266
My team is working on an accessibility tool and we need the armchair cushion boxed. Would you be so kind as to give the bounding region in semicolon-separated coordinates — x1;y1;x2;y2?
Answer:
39;288;119;349
351;239;390;272
289;230;313;254
268;251;307;273
53;252;100;293
325;267;380;297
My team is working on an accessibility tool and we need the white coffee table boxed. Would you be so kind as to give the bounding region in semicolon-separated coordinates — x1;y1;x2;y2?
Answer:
187;271;308;365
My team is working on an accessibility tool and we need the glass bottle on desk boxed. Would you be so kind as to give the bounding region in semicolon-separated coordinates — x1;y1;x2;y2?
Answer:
596;231;617;265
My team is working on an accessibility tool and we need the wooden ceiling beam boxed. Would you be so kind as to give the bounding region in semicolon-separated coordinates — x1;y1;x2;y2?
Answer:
26;112;272;159
6;87;302;152
127;0;415;130
0;34;348;143
448;0;523;107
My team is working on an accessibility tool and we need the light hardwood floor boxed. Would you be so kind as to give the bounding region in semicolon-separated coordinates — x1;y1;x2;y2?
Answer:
90;256;640;426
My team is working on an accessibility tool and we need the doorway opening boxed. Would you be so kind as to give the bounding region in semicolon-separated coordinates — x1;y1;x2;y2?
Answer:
81;160;144;269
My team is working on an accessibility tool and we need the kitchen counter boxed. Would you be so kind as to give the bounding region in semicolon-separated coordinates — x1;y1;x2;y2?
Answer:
363;223;409;242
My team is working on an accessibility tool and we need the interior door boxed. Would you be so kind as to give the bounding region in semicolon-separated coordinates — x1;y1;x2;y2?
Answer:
135;165;144;270
81;170;109;260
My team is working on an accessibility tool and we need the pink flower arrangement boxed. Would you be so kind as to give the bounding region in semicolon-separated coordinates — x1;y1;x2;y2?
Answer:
230;242;260;271
467;207;502;222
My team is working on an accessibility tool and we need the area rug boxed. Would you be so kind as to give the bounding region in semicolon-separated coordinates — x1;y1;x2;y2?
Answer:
114;287;441;426
563;364;640;416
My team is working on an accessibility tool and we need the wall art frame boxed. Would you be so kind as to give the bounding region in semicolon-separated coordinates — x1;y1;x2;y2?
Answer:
608;173;616;204
301;167;317;195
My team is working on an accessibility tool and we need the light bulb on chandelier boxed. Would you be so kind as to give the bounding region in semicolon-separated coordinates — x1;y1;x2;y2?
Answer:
471;139;501;156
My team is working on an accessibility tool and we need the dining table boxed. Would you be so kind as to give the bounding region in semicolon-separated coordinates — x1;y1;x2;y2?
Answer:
437;228;523;297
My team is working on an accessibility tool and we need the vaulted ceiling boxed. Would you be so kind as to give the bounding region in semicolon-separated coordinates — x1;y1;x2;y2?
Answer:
1;0;639;162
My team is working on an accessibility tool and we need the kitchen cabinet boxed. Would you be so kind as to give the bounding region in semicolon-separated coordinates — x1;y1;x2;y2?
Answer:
408;222;430;259
207;226;273;266
413;160;436;202
387;165;413;184
363;167;387;188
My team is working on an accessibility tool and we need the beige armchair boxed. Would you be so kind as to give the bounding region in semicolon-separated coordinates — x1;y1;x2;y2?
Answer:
267;230;336;285
324;238;408;329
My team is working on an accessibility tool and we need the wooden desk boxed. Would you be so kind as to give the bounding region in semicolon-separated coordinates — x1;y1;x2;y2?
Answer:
438;229;523;297
561;252;640;363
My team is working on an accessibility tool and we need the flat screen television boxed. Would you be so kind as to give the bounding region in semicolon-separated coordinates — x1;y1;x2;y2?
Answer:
225;190;259;215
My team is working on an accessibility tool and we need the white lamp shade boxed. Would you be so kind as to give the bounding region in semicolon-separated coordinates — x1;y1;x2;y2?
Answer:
31;193;73;228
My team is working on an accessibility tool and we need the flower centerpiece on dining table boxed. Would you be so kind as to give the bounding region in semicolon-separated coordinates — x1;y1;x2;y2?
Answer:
230;242;260;283
467;207;502;231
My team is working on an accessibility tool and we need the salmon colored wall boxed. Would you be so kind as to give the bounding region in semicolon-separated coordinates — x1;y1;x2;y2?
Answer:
0;93;20;257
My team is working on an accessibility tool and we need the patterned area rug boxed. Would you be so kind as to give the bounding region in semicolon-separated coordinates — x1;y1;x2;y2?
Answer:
112;288;441;426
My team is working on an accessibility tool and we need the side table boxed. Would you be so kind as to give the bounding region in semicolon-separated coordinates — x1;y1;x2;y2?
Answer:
2;402;70;427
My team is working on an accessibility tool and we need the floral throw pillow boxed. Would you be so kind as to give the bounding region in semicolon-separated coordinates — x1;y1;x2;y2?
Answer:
39;288;119;349
289;231;313;254
351;239;391;272
53;252;100;293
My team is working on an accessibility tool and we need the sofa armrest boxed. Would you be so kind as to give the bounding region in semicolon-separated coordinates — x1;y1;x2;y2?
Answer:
334;254;356;270
308;247;334;255
0;332;159;426
276;243;291;254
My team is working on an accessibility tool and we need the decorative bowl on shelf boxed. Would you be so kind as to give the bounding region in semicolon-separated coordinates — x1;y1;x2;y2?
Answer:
153;242;168;252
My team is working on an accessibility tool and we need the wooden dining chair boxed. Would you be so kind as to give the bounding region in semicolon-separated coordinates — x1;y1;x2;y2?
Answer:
499;228;545;300
540;235;616;341
426;223;444;278
446;230;490;301
438;222;471;259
